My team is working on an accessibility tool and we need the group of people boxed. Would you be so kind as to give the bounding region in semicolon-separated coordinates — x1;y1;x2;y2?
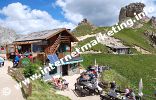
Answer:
109;81;137;100
12;52;33;67
51;77;69;90
79;65;101;82
78;65;103;93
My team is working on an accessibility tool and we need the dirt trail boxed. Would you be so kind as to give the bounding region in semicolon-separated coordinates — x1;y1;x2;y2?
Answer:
0;61;25;100
133;46;151;54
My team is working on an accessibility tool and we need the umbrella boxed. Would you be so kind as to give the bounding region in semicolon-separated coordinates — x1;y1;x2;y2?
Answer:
138;78;143;97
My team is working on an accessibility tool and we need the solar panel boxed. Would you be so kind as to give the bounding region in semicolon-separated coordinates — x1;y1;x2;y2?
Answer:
47;54;59;65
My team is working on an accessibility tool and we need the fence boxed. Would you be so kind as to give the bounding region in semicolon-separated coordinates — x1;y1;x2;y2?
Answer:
8;66;32;97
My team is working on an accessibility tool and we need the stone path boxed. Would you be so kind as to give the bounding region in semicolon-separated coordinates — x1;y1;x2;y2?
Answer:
0;61;25;100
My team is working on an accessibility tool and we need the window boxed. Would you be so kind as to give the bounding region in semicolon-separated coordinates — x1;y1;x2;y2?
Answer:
33;44;43;52
49;66;57;75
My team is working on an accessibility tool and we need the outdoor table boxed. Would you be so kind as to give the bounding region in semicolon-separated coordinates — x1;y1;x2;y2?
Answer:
81;82;96;90
108;92;126;100
116;93;126;100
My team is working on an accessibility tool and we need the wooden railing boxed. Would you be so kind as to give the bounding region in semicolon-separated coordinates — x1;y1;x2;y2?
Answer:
50;35;61;54
46;35;71;54
8;66;32;97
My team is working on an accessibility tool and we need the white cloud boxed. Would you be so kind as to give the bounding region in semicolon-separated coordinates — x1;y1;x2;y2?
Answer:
56;0;156;26
0;2;76;34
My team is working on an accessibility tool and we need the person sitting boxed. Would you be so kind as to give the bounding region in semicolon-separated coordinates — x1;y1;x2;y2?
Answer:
87;65;92;71
94;78;103;94
88;71;96;81
57;79;63;90
13;54;20;67
108;89;117;98
62;79;69;89
125;89;136;100
28;54;33;62
110;81;116;91
79;74;89;83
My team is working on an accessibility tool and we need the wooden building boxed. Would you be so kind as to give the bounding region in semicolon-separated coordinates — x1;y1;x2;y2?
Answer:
107;45;130;54
13;28;83;77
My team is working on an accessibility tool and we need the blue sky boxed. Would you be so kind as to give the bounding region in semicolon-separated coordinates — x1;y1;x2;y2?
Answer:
0;0;156;34
0;0;66;21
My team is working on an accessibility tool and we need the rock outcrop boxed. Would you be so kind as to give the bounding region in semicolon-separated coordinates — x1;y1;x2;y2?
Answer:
144;30;156;48
119;3;145;21
78;18;96;28
150;16;156;28
0;26;17;45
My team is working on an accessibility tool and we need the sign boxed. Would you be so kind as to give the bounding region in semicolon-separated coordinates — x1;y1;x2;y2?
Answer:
21;58;30;66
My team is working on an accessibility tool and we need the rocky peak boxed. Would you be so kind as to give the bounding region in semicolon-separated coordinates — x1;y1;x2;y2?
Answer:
150;16;156;28
119;2;145;21
0;26;17;45
78;18;93;26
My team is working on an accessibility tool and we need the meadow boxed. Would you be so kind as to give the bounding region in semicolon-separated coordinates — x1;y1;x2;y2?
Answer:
81;54;156;96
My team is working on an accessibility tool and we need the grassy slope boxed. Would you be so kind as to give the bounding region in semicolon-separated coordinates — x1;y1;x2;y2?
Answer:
81;54;156;95
101;69;133;91
72;24;93;37
73;24;109;37
113;22;156;53
27;80;70;100
73;21;156;53
77;37;108;53
114;28;156;53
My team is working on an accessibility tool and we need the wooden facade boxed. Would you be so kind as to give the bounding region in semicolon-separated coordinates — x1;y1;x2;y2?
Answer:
13;28;78;59
107;46;130;54
13;28;82;77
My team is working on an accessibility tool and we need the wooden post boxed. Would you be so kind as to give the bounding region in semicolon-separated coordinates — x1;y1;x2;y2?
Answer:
5;44;9;59
31;44;33;53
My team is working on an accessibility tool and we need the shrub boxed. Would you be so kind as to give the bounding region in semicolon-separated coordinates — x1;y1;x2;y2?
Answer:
23;60;41;78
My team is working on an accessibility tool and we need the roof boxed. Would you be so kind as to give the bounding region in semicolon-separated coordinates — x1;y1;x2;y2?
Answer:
15;28;74;42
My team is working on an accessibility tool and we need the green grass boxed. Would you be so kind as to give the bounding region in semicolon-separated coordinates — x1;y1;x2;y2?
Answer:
113;25;156;53
92;27;111;34
77;37;108;53
101;70;133;91
73;25;111;37
72;24;93;37
73;20;156;53
27;80;70;100
81;54;156;95
77;36;140;54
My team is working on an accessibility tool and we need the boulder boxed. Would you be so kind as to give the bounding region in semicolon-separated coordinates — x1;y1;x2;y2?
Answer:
119;3;145;22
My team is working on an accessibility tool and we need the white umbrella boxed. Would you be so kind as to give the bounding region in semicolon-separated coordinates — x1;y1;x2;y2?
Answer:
138;78;143;97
